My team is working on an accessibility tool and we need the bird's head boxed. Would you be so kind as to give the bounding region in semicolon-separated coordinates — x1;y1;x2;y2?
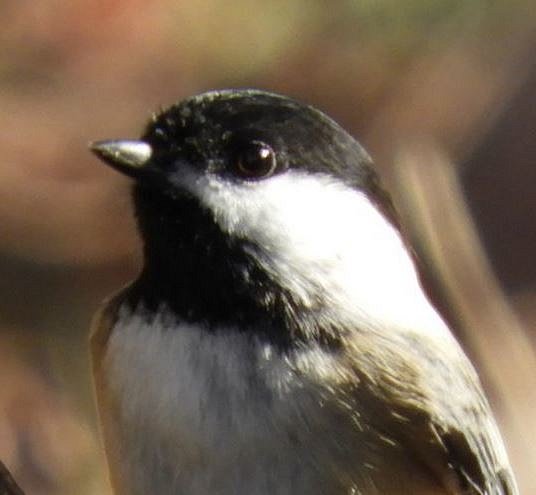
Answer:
91;89;442;343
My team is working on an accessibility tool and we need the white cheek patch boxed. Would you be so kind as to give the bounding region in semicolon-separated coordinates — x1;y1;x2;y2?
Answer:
172;169;452;340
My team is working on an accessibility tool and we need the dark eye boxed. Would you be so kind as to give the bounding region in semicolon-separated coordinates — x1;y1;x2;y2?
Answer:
233;140;277;179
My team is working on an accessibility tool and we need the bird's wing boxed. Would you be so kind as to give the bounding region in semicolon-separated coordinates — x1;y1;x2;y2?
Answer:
89;288;129;495
346;331;518;495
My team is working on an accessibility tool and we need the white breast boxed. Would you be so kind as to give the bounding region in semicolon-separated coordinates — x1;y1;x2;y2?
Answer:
102;306;365;495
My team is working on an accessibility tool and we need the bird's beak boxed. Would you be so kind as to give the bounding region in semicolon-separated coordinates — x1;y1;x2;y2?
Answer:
90;140;153;179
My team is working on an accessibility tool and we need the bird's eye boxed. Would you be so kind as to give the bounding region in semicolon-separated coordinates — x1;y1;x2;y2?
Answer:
232;141;277;179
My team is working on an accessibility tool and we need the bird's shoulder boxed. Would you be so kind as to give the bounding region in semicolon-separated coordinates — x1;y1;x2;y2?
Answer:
89;285;134;370
89;286;137;495
337;329;517;495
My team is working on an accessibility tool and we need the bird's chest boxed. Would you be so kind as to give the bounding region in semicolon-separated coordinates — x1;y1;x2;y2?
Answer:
100;309;356;495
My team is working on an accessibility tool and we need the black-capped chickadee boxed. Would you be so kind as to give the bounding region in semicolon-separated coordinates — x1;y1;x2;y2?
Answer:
90;89;518;495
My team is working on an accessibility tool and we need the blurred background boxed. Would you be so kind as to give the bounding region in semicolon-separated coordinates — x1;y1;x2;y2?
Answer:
1;1;535;494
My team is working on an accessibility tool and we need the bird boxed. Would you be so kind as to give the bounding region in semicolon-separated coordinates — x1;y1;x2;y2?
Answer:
89;89;518;495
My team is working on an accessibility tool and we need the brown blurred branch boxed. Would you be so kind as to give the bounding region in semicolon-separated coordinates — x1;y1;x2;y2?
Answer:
0;461;25;495
392;144;536;494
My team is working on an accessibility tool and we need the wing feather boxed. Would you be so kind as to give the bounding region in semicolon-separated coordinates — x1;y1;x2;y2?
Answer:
345;331;518;495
